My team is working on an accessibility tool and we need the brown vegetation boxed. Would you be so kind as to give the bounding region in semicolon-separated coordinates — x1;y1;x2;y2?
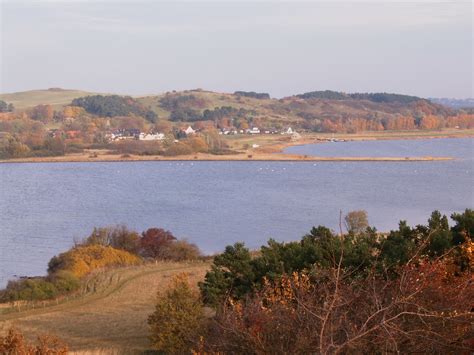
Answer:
0;328;68;354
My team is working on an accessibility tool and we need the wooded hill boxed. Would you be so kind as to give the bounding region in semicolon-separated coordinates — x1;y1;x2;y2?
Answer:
1;88;473;134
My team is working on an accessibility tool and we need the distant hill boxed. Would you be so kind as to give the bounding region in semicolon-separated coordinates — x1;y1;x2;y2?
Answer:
429;98;474;109
0;88;97;110
134;89;454;131
0;87;464;132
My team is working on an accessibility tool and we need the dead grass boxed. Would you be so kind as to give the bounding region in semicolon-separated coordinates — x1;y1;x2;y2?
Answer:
0;261;210;353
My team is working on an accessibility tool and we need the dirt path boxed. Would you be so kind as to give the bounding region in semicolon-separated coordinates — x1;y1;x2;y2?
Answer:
0;262;210;353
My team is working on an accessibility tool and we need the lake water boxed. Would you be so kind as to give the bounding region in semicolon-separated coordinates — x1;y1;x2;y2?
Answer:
0;138;473;287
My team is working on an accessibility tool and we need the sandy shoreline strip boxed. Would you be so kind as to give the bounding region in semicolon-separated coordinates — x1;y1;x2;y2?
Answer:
0;154;454;164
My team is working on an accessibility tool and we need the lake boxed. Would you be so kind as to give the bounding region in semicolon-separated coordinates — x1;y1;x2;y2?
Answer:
0;137;473;287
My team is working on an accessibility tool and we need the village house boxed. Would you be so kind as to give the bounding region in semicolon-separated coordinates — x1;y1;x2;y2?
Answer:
138;132;165;141
248;127;260;134
107;128;141;142
282;127;294;135
184;126;195;135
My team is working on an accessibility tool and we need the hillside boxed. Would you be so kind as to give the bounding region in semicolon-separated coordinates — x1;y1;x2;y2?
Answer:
135;89;457;131
0;88;97;110
1;88;456;126
0;261;210;353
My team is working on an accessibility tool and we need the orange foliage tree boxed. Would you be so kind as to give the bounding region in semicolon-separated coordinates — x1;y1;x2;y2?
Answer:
0;328;68;354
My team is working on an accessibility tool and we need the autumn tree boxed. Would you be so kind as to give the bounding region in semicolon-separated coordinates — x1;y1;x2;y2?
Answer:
344;210;369;234
83;225;141;254
62;105;85;119
148;274;205;354
140;228;177;259
31;104;54;123
0;134;30;159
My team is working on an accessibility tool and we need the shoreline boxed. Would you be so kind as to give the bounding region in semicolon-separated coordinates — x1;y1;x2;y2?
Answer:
1;130;471;164
0;153;455;164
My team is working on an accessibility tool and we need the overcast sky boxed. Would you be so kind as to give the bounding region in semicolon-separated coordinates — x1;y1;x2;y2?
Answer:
0;0;472;98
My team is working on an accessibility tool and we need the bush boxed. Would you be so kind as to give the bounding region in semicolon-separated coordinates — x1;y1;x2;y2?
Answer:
48;271;80;294
140;228;176;259
47;245;141;278
0;328;68;354
0;278;58;302
185;137;208;153
0;272;80;303
113;140;163;156
83;225;141;254
148;274;205;354
204;259;473;354
162;143;193;156
161;239;202;261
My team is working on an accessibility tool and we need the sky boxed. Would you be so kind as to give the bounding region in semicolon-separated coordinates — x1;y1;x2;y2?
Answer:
0;0;472;98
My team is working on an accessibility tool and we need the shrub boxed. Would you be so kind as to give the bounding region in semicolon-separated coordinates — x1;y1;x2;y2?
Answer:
186;137;208;153
204;255;474;354
160;239;202;261
0;328;68;354
148;274;205;354
140;228;176;259
0;278;58;302
48;271;80;294
162;143;193;156
83;225;141;254
47;245;141;278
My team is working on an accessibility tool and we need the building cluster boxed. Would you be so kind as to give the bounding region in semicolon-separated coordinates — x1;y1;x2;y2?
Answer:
47;125;299;143
219;127;295;135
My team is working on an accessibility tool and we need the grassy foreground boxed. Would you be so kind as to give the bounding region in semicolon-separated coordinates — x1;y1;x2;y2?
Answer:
0;261;210;353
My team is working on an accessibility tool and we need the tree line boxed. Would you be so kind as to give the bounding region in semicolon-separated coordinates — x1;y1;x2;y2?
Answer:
234;91;270;99
71;95;157;123
296;90;423;103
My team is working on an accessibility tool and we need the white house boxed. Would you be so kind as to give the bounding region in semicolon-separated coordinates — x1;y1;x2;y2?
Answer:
249;127;260;134
139;133;165;141
283;127;294;135
184;126;196;135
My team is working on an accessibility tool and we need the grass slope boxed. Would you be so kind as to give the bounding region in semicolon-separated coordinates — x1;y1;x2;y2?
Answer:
0;88;97;110
0;261;210;353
